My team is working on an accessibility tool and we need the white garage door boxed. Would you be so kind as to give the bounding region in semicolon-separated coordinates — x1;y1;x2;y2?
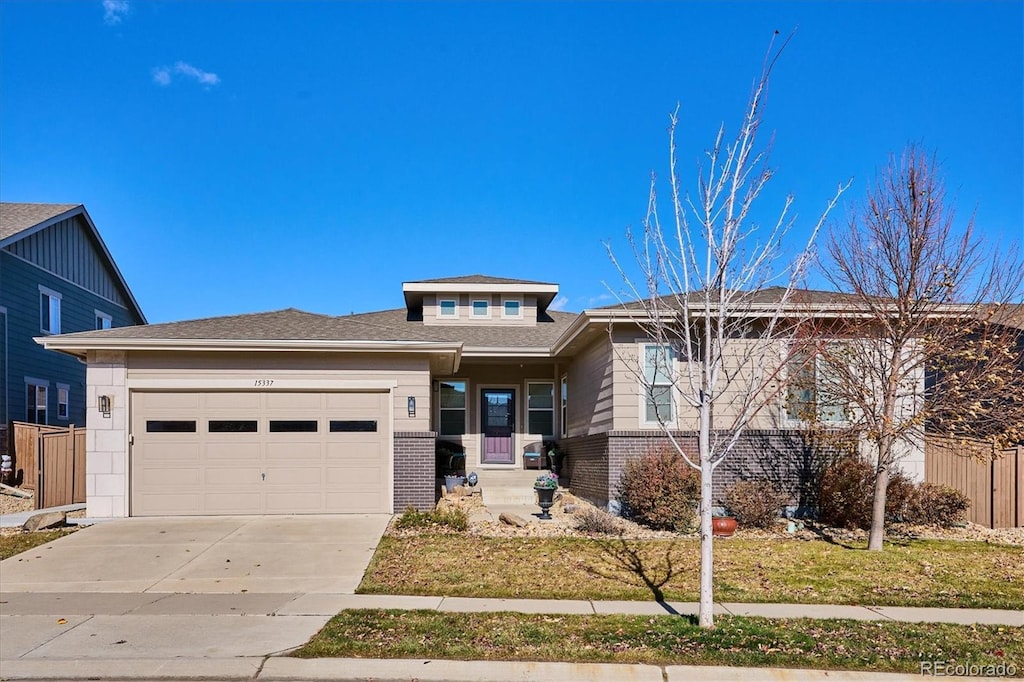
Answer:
130;391;391;516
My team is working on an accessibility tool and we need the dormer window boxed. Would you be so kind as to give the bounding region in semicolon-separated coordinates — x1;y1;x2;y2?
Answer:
439;299;458;318
472;300;490;318
502;299;521;318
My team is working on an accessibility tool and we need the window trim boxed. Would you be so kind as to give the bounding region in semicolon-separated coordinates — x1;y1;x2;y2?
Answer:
471;299;491;319
783;346;850;426
501;297;523;319
560;375;568;438
56;383;70;420
437;378;469;437
95;310;113;330
639;342;676;426
525;380;555;437
39;286;62;334
438;298;459;319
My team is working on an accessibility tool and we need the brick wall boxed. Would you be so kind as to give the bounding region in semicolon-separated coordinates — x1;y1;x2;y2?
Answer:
563;428;850;513
394;431;436;512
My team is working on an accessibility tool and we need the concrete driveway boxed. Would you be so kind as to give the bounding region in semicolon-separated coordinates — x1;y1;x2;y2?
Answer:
0;515;390;594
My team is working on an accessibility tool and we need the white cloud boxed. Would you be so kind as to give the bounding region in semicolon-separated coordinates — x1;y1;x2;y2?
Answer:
102;0;129;25
151;61;221;88
549;295;570;311
586;293;615;307
151;67;172;86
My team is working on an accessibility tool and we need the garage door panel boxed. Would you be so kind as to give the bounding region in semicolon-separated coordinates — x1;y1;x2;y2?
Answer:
131;390;391;515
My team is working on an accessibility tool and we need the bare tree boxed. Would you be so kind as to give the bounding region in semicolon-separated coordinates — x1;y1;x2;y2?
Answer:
607;34;849;628
815;146;1024;551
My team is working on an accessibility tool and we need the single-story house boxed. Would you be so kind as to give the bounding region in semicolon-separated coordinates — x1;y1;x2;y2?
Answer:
39;275;925;518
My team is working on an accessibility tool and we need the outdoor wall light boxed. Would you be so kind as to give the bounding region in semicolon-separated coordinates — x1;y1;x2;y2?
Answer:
98;395;112;417
407;396;416;418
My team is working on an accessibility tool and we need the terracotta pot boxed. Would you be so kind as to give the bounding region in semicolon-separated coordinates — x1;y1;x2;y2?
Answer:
712;516;737;538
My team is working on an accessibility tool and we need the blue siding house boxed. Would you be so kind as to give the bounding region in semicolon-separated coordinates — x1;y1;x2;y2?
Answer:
0;203;146;444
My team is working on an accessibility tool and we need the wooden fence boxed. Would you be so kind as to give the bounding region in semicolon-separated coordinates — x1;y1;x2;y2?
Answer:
925;437;1023;529
11;422;86;510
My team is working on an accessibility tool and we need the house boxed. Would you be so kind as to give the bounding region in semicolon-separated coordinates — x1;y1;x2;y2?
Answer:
37;276;923;518
0;203;146;451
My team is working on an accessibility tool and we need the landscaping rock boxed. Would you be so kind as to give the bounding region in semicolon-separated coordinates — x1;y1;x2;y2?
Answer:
499;512;530;528
563;503;578;514
22;511;67;532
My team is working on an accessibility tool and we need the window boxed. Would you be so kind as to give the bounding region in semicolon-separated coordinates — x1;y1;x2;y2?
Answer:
57;384;69;420
438;380;467;436
330;420;378;432
95;311;112;330
439;299;457;318
643;344;674;423
472;300;490;318
560;376;568;437
527;382;554;435
269;420;318;432
209;420;257;432
40;288;61;334
146;420;196;433
785;350;847;423
26;383;47;424
502;299;521;318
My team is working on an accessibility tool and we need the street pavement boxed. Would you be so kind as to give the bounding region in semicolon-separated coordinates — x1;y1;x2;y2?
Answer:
1;512;1018;681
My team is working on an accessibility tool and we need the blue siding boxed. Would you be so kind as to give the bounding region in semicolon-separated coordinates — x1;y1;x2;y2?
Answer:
1;250;142;427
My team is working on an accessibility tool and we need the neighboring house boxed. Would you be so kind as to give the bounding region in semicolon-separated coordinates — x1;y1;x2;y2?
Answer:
0;203;146;449
39;276;923;518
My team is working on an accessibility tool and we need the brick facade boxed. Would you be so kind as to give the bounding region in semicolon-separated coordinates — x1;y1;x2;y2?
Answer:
562;429;851;513
394;431;437;512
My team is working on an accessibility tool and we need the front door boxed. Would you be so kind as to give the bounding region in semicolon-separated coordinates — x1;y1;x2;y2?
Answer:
481;388;515;464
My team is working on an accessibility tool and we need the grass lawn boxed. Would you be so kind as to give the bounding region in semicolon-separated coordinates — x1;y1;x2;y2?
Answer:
359;535;1024;609
0;529;76;561
294;609;1023;675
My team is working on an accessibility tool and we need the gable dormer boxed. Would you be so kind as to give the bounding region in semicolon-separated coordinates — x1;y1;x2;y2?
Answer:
402;275;559;327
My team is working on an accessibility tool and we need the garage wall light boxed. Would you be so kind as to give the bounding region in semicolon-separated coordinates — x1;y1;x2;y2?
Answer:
407;396;416;418
98;395;112;418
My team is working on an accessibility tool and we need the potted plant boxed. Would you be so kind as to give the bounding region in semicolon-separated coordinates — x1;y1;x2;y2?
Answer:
712;511;738;538
534;471;559;519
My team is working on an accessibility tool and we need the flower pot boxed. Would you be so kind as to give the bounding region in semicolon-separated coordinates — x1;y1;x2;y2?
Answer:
535;487;556;519
444;475;465;493
712;516;737;538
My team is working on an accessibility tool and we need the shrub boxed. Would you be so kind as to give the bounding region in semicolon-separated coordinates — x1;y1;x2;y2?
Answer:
394;505;468;532
724;480;788;529
816;455;916;529
574;505;626;535
617;447;700;532
905;484;970;527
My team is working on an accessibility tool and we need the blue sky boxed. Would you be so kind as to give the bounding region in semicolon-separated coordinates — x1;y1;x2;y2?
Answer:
2;1;1021;323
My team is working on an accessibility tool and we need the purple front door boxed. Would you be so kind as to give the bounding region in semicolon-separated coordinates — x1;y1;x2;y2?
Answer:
481;389;515;464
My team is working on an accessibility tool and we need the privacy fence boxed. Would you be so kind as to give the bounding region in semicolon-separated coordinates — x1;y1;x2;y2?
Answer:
11;421;86;510
925;436;1023;529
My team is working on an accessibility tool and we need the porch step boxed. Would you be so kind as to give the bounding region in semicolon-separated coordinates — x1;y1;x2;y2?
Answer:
483;486;539;506
478;469;547;506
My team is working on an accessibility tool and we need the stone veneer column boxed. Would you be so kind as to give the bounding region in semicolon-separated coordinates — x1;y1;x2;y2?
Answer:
85;350;128;518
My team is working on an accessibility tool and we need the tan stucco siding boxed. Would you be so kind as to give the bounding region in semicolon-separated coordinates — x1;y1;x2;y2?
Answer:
422;293;539;326
126;351;432;431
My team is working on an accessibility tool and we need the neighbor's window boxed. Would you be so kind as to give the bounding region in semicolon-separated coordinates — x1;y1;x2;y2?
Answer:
40;288;61;334
439;299;457;317
527;382;554;435
26;383;47;424
472;300;489;317
503;299;521;318
57;385;70;420
785;349;847;423
560;375;568;437
96;311;112;330
438;380;467;436
643;344;674;423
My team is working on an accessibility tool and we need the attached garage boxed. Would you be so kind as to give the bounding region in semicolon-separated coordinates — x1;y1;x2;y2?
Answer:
130;390;392;516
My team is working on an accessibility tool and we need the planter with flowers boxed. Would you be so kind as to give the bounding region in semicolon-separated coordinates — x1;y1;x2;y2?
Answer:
534;471;559;519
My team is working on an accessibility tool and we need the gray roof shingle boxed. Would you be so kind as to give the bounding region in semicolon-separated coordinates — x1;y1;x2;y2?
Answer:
0;203;81;241
405;274;557;286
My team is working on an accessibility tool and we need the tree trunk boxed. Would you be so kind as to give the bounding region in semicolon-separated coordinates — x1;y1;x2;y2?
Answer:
698;457;715;627
868;461;890;551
